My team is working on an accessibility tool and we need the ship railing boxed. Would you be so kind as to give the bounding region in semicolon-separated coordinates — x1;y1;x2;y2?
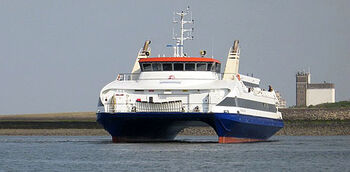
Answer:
116;73;140;81
135;100;183;112
101;102;217;113
217;73;240;80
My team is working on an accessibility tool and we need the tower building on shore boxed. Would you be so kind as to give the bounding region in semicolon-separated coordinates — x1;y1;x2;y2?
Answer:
296;72;335;107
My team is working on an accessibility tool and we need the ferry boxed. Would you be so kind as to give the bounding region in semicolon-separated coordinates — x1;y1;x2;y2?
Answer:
96;7;283;143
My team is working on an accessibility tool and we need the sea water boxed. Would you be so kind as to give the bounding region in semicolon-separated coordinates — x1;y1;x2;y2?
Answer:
0;136;349;171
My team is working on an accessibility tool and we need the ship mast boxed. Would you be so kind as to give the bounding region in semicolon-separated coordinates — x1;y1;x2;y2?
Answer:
171;6;194;57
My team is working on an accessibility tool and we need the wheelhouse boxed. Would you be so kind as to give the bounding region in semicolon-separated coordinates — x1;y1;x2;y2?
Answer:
139;57;221;73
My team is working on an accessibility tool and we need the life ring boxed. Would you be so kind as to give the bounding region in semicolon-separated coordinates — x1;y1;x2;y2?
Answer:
236;74;241;81
168;75;175;80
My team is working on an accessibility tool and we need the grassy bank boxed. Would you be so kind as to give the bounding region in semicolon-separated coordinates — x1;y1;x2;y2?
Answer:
309;101;350;109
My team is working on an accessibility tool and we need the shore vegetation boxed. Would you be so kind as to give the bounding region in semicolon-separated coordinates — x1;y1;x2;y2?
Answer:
308;101;350;109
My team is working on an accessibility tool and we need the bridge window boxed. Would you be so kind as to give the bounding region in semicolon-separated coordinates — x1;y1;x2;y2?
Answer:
215;63;221;73
162;63;173;71
140;62;220;72
185;63;195;71
207;63;213;71
211;63;216;72
143;63;152;71
174;63;184;71
152;63;162;71
197;63;206;71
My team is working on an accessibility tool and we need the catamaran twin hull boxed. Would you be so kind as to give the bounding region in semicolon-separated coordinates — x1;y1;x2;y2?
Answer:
96;7;283;143
97;112;283;143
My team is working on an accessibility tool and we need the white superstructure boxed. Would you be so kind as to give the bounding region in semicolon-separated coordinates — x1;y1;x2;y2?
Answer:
99;7;282;121
223;40;240;80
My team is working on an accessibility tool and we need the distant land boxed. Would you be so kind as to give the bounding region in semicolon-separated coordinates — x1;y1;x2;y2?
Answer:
0;112;96;121
1;104;349;136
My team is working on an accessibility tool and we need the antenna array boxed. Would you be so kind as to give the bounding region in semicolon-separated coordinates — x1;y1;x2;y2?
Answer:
169;6;194;57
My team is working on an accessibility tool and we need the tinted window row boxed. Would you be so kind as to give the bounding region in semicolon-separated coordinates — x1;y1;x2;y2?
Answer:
140;62;221;73
217;97;277;113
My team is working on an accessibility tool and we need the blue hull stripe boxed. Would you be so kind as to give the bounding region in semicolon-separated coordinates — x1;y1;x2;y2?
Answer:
96;112;283;141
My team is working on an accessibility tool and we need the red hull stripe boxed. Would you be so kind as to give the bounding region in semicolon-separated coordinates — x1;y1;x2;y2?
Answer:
218;137;264;143
139;57;221;64
112;137;125;143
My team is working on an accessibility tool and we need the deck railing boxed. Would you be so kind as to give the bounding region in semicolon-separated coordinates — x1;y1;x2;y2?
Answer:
135;100;183;112
99;102;213;113
116;73;140;81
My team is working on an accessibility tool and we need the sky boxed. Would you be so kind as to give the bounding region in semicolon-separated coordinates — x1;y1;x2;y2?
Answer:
0;0;349;115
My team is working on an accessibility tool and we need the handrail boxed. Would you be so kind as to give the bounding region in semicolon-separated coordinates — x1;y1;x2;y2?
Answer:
99;102;218;113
